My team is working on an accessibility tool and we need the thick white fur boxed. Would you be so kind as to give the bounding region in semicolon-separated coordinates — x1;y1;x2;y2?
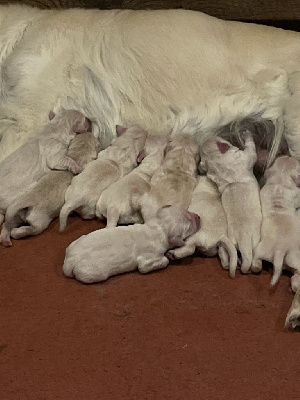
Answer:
200;132;262;275
96;133;169;227
0;109;89;223
167;175;238;276
1;5;300;164
59;125;147;230
140;134;199;221
253;156;300;286
0;133;100;245
62;206;200;283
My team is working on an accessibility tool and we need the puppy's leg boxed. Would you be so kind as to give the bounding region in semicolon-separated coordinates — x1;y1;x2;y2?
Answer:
0;223;12;247
217;235;238;278
243;131;257;167
238;233;253;274
285;288;300;331
218;246;229;269
11;218;47;239
252;241;265;273
167;243;196;260
52;156;83;175
105;207;120;228
291;272;300;293
137;254;169;274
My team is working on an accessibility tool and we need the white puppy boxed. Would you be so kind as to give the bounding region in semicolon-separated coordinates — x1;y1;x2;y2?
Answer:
59;125;148;230
62;206;200;284
199;132;262;276
253;156;300;286
167;175;238;276
0;109;90;225
140;133;199;221
0;133;100;246
96;133;170;227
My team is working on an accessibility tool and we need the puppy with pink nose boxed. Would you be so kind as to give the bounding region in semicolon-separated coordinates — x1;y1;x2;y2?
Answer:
62;205;200;284
199;131;262;276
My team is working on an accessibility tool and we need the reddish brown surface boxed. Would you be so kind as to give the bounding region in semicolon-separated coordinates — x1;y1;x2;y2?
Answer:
1;216;300;400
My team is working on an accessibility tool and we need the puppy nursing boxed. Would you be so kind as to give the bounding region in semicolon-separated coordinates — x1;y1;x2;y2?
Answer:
63;206;200;284
140;134;199;221
0;133;100;246
199;132;262;276
168;175;237;276
253;156;300;286
59;125;148;230
96;133;170;227
0;109;90;225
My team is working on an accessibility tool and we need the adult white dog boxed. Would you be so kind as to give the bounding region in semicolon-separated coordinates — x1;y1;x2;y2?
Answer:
0;4;299;165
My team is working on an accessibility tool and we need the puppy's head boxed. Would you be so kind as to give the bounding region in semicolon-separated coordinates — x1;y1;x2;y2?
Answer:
115;124;148;160
264;155;300;187
157;206;200;248
50;109;91;134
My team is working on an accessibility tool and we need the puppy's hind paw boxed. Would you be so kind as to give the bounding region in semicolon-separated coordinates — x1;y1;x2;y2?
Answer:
285;313;300;332
0;236;12;247
166;250;177;261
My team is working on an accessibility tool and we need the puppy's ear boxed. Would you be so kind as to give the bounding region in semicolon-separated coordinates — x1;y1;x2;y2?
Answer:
116;125;127;136
137;149;146;163
168;236;185;249
217;141;230;154
49;111;55;120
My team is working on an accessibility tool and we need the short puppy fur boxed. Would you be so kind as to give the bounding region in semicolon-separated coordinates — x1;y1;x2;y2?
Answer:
59;125;148;230
199;131;262;276
62;205;200;283
0;133;100;245
96;133;170;227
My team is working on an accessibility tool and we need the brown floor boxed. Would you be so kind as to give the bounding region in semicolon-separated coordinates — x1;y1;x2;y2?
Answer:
1;216;300;400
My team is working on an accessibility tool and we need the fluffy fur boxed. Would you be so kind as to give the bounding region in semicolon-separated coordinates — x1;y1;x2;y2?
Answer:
62;206;200;283
167;175;237;276
252;156;300;286
59;125;147;230
96;133;170;227
0;109;90;225
199;132;262;276
0;5;299;165
140;134;199;221
0;133;100;246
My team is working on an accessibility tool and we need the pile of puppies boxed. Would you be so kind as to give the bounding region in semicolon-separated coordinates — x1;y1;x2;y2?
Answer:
1;108;300;331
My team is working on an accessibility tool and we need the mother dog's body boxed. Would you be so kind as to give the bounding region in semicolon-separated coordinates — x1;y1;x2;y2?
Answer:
0;5;299;162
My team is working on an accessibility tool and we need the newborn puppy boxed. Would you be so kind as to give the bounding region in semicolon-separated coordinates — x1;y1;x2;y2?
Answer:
62;206;200;284
96;133;170;227
59;125;148;230
167;175;237;276
199;131;262;276
0;109;90;224
0;133;100;246
140;133;199;221
253;156;300;286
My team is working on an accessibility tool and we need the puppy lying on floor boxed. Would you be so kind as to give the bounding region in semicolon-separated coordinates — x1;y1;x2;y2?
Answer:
0;109;90;225
253;156;300;286
0;133;100;246
167;175;237;276
59;125;148;230
140;133;199;221
199;131;262;276
62;205;200;283
96;133;170;227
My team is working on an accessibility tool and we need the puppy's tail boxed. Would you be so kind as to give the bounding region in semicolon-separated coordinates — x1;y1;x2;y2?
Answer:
217;235;238;279
59;203;74;232
270;250;285;287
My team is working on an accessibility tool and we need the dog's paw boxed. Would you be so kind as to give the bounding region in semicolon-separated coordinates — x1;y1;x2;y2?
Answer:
0;236;12;247
166;250;177;260
285;312;300;332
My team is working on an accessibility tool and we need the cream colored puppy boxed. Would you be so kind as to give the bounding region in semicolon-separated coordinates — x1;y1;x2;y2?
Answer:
62;206;200;284
167;175;238;277
140;134;199;221
59;125;147;230
0;133;100;246
253;156;300;286
96;133;170;227
199;132;262;276
0;109;90;226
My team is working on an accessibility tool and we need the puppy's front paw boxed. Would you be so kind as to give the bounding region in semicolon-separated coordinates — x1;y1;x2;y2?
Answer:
0;236;12;247
285;312;300;332
166;250;177;260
